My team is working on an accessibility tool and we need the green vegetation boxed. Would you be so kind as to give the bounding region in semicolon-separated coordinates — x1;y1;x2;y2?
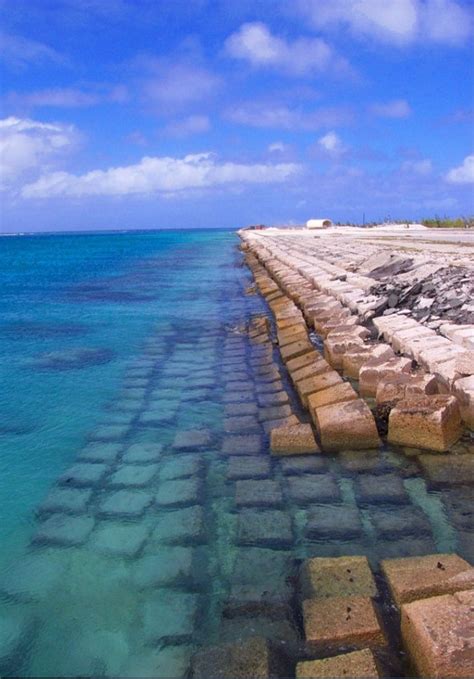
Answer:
421;216;474;229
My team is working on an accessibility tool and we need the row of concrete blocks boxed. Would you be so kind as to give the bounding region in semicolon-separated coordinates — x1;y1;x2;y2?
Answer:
242;233;473;431
243;245;468;452
191;552;474;678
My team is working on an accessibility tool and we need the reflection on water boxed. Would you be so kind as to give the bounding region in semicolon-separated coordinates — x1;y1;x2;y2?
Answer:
0;230;472;677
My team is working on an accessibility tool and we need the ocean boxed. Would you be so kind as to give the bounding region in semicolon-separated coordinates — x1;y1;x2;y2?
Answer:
0;229;471;676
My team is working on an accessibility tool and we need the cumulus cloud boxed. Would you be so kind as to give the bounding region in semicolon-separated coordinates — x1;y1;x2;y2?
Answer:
297;0;472;46
317;131;347;156
0;116;79;188
0;32;66;70
164;115;211;137
226;102;354;130
20;152;301;199
370;99;411;118
445;155;474;184
224;22;353;76
6;85;128;110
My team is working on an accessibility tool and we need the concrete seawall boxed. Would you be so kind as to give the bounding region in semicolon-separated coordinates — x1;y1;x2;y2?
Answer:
239;225;474;451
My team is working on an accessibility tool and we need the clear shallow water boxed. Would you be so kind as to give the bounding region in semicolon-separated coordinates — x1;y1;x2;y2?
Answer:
0;230;472;677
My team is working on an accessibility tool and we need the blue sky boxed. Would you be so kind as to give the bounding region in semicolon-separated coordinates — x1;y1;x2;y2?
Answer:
0;0;473;232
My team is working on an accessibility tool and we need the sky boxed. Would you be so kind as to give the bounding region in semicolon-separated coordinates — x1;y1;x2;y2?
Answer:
0;0;473;233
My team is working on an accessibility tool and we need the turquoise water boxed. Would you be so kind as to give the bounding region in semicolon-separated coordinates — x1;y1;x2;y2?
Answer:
0;230;472;677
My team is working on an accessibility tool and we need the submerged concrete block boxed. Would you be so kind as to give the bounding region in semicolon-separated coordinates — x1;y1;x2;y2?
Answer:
143;590;200;645
235;479;283;508
34;514;95;546
89;521;149;557
296;649;380;679
38;487;92;515
152;506;206;545
304;506;363;540
156;478;202;508
109;464;159;488
314;399;381;451
381;553;474;607
122;443;163;464
98;490;153;518
387;394;463;452
300;556;377;600
286;475;341;505
270;423;319;455
58;463;108;488
237;509;293;548
133;547;194;588
401;590;474;678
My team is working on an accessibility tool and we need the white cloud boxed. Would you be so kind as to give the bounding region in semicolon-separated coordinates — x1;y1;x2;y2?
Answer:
224;22;353;76
6;85;128;109
297;0;472;46
445;155;474;184
226;102;354;130
164;115;211;137
268;142;286;153
20;152;302;198
0;116;79;188
0;32;66;70
370;99;411;118
318;131;346;155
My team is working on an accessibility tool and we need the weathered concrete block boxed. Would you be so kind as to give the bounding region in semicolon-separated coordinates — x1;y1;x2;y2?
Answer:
155;478;202;507
89;521;149;557
307;383;358;423
290;358;331;385
285;464;340;499
286;350;320;373
300;556;377;600
342;344;394;380
173;429;212;450
381;553;474;607
221;435;262;456
296;649;380;679
401;590;474;678
258;404;292;421
305;506;363;540
303;595;386;650
159;455;203;480
78;442;123;463
58;463;108;488
33;514;95;546
192;637;291;679
152;506;206;545
237;509;293;548
143;590;200;645
324;335;366;369
98;490;153;518
38;487;92;515
418;453;474;487
109;464;159;488
270;423;319;455
235;479;283;507
375;372;438;405
296;370;343;407
452;375;474;428
355;473;409;504
227;456;271;480
280;339;314;363
387;394;463;452
369;506;432;539
277;324;308;347
224;415;260;434
133;547;194;588
314;399;381;451
359;356;412;397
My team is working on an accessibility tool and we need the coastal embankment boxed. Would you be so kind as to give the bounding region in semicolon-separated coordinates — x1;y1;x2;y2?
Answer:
235;223;474;678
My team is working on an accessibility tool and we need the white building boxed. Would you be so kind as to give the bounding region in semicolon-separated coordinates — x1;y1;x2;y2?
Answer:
306;218;332;229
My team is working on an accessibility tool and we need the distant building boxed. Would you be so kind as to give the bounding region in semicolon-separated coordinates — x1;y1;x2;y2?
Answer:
306;218;332;229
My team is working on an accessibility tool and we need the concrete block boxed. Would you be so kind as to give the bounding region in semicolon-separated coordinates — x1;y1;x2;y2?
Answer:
300;556;377;599
270;423;319;455
296;370;343;407
375;373;438;405
381;553;474;607
296;649;380;679
388;394;463;452
401;590;474;678
359;357;412;397
314;399;381;451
